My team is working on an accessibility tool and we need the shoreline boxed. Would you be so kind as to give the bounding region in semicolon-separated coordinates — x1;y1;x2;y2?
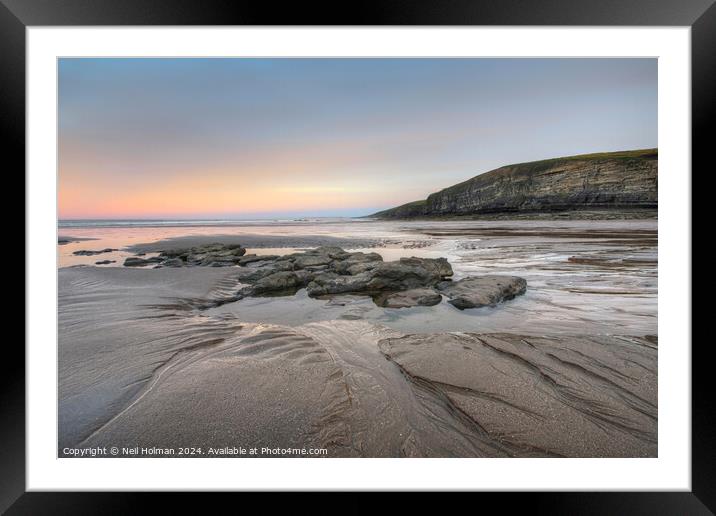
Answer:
365;209;658;222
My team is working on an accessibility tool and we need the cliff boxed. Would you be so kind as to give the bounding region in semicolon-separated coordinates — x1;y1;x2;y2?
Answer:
372;149;657;218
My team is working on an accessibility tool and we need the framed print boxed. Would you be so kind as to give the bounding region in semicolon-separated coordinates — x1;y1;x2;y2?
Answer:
6;0;710;511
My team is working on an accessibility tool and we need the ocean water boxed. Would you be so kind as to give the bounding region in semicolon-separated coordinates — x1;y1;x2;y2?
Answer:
58;217;351;228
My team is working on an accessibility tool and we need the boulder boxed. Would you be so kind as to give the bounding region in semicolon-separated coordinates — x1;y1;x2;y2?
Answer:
291;254;334;269
161;244;246;264
306;272;372;297
376;288;443;308
236;266;284;283
123;256;164;267
238;254;279;266
307;255;451;298
203;259;240;267
249;270;312;296
365;261;442;292
437;275;527;309
398;257;453;279
341;261;382;276
159;248;190;258
333;252;383;275
312;246;352;260
272;260;296;271
73;248;117;256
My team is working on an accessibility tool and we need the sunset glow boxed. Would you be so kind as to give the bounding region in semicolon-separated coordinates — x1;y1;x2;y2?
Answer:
59;58;657;219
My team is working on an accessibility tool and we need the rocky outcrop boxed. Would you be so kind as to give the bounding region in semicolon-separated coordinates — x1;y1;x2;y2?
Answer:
305;271;374;297
300;255;453;299
162;242;247;267
375;288;443;308
122;243;527;310
372;149;657;218
237;254;280;266
332;252;384;275
437;276;527;309
247;270;314;296
233;246;525;309
73;248;117;256
123;243;247;268
123;256;164;267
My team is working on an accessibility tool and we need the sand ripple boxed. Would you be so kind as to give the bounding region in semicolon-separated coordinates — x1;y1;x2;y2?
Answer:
59;266;656;457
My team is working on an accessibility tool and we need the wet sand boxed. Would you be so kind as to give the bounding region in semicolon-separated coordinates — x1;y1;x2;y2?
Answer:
126;233;385;253
58;235;98;245
58;219;657;457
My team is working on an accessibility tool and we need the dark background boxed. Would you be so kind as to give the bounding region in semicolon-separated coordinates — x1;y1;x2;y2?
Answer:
4;0;710;512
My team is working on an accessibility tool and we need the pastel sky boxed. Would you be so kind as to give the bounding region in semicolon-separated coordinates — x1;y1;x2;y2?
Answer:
59;58;657;219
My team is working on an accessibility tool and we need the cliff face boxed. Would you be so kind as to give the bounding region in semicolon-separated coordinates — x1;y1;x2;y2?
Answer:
373;149;658;218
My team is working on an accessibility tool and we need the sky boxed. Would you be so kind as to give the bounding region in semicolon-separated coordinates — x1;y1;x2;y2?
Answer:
58;58;657;219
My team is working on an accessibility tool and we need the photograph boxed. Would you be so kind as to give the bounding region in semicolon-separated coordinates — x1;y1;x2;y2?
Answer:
56;57;658;459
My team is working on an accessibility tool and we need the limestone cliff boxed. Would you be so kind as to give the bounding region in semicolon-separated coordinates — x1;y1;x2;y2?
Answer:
372;149;657;218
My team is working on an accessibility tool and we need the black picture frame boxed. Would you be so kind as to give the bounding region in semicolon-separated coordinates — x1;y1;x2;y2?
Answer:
5;0;709;512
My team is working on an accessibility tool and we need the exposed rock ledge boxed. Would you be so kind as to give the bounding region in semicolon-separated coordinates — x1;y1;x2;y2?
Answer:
123;243;526;310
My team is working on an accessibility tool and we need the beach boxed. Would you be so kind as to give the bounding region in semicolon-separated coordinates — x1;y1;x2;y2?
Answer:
58;218;657;457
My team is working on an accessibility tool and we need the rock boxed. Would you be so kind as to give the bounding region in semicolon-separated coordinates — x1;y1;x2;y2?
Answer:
213;249;247;258
123;257;142;267
94;260;116;265
159;248;188;258
123;256;163;267
437;275;526;309
269;260;294;272
162;258;184;267
248;271;312;296
307;255;452;300
161;244;246;264
376;288;443;308
73;248;117;256
119;243;523;314
352;262;381;275
398;257;452;278
236;266;284;283
291;254;333;269
333;252;383;275
372;148;658;218
238;254;279;266
306;272;372;297
203;259;239;267
365;261;443;292
312;246;352;260
196;255;236;267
